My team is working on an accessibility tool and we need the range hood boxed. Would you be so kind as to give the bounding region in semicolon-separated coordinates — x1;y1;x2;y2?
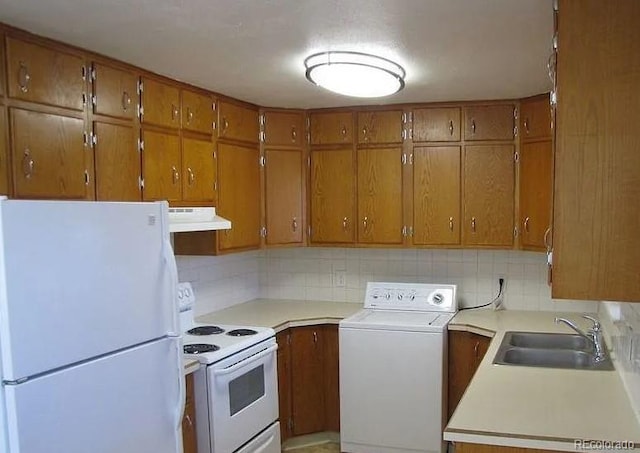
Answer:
168;207;231;233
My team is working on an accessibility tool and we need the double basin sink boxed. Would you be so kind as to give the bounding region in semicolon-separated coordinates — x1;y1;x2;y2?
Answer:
493;331;614;370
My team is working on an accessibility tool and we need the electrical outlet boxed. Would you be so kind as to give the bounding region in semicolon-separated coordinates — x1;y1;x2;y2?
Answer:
334;270;346;288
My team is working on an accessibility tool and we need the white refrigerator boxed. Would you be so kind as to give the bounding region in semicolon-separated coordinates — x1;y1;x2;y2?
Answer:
0;199;184;453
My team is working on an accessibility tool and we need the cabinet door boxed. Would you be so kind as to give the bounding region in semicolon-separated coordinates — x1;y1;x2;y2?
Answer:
464;105;515;141
182;90;214;134
291;327;325;436
413;107;461;142
6;37;86;111
182;374;197;453
323;325;339;432
276;330;292;442
357;147;403;244
519;141;552;250
11;109;87;199
310;148;355;244
413;146;461;245
217;143;261;251
520;97;551;141
141;130;181;201
309;112;353;145
448;331;490;420
182;138;215;202
357;110;403;144
264;111;304;147
218;101;259;143
265;149;303;245
92;63;138;120
463;145;515;246
141;78;181;128
94;122;141;201
0;108;8;195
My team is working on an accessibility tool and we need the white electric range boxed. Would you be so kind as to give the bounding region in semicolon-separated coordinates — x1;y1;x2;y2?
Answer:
178;283;280;453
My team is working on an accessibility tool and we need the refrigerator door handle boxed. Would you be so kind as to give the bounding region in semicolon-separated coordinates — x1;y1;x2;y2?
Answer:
163;239;180;337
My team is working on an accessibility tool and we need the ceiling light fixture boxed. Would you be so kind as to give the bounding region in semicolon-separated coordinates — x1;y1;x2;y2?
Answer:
304;51;406;98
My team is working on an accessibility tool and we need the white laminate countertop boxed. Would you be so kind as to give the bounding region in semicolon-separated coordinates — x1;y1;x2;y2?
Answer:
196;299;362;332
446;309;640;451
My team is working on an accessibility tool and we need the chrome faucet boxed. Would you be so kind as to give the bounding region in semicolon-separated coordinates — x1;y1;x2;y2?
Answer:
554;315;606;362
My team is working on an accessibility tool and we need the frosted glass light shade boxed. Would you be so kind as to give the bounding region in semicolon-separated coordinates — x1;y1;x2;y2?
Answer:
304;51;405;98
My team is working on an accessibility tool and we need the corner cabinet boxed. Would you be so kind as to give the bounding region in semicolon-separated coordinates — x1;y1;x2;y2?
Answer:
552;0;640;301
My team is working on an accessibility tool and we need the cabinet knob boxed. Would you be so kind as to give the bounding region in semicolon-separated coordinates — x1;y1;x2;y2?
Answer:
22;149;34;179
18;62;30;93
121;91;131;112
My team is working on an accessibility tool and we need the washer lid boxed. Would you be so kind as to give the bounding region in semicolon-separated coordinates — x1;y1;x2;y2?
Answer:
340;309;453;331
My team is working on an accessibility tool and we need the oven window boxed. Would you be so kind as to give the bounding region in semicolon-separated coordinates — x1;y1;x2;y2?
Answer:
228;365;265;416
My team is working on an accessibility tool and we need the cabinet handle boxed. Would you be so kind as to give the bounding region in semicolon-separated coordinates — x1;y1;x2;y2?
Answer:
362;126;368;142
449;120;454;136
474;342;480;358
363;216;369;231
291;127;297;142
543;227;552;251
524;118;530;135
187;107;193;124
342;216;349;231
292;217;298;232
471;217;476;232
471;119;476;134
341;125;347;139
187;167;195;186
171;104;179;120
171;166;179;184
449;216;454;231
185;414;194;430
121;91;131;111
22;149;34;179
222;117;229;135
523;216;530;233
313;331;318;344
18;62;30;93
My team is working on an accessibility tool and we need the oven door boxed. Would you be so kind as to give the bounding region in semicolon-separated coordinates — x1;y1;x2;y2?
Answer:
208;339;279;453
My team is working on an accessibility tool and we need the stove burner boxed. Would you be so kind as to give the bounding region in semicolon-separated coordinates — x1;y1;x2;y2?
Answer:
187;326;225;335
184;344;219;354
227;328;258;337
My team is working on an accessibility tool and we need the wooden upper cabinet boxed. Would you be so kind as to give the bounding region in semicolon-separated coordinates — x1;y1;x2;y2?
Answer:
182;90;214;134
263;111;304;147
463;105;515;141
357;110;403;145
141;129;181;201
182;138;216;202
309;112;353;145
218;101;259;143
463;145;515;246
91;63;138;120
519;141;552;250
0;109;8;196
11;108;87;199
413;146;461;245
141;77;181;129
93;122;141;201
310;148;356;244
217;142;261;251
413;107;461;142
520;96;551;141
6;37;86;111
357;147;403;244
265;149;304;245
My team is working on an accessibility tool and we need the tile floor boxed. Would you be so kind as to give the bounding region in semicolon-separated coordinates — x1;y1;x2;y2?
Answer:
286;443;340;453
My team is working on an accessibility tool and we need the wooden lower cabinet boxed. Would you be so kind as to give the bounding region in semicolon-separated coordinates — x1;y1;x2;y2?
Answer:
182;373;197;453
448;330;491;420
454;443;564;453
277;325;340;441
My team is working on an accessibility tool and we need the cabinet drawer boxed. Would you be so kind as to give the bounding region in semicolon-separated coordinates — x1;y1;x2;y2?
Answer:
357;110;403;144
218;101;259;143
263;111;304;146
413;107;461;142
309;112;353;145
6;37;86;111
464;105;515;141
182;90;215;134
141;78;181;128
92;63;138;120
520;97;551;140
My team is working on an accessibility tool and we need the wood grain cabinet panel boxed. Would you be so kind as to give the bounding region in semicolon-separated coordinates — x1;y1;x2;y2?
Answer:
310;148;355;244
263;111;304;147
6;37;86;111
455;443;564;453
464;105;515;141
413;107;461;142
217;142;261;251
357;110;403;144
448;331;490;420
265;149;303;245
182;90;214;134
182;138;215;202
141;77;181;129
11;108;87;199
141;130;181;201
323;325;340;432
91;63;138;120
310;112;353;145
276;330;293;442
520;97;551;141
357;147;403;244
463;145;515;246
93;122;141;201
0;109;8;196
218;101;259;143
519;141;552;251
413;146;461;245
182;374;197;453
553;0;640;301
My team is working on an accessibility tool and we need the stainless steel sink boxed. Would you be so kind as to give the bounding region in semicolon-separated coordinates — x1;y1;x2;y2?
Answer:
493;331;614;370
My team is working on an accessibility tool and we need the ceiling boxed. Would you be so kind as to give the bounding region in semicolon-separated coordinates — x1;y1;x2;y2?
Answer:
0;0;554;109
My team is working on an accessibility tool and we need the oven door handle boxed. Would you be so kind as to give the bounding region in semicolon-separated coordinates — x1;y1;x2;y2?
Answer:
213;344;278;377
253;434;276;453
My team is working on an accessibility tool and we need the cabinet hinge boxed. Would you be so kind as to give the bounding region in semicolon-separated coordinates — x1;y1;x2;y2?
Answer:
306;116;311;129
402;128;413;141
514;226;519;238
84;170;90;185
90;132;97;147
259;114;265;127
91;95;97;107
259;155;266;167
307;155;311;167
139;177;144;189
212;121;217;131
138;139;145;152
260;227;267;238
513;106;518;120
81;65;87;81
212;102;217;111
137;80;144;94
306;132;311;144
138;104;144;119
90;67;96;82
213;151;217;159
82;93;87;107
514;151;519;162
402;112;413;124
259;131;266;143
402;154;407;165
408;226;414;237
402;225;407;237
553;0;558;11
514;125;518;136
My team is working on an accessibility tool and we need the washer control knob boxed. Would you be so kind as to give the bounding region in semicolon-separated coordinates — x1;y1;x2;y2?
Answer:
432;293;444;305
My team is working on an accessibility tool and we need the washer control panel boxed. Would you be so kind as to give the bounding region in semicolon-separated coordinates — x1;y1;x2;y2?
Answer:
364;282;457;312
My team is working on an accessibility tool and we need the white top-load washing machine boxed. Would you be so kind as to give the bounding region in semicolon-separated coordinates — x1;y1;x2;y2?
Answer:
339;282;457;453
